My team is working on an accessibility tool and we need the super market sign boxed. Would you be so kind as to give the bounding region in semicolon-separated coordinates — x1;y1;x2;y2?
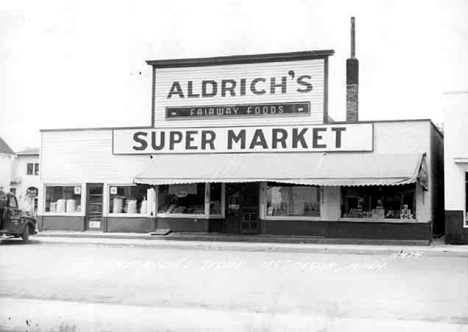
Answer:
113;123;373;154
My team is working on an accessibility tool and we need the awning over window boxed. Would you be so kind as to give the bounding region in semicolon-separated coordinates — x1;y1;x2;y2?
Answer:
134;152;428;187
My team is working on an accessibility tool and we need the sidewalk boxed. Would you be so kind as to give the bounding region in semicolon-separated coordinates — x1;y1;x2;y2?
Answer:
31;230;468;256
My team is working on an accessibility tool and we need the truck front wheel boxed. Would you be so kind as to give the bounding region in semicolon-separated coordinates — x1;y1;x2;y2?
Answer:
21;225;29;242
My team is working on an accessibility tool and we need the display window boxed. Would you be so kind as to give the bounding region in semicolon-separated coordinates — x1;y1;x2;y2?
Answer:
156;183;224;217
265;184;321;218
341;185;416;220
158;184;206;215
45;185;82;213
109;185;149;215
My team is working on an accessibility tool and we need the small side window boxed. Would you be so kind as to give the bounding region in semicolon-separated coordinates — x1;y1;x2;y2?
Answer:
27;163;34;175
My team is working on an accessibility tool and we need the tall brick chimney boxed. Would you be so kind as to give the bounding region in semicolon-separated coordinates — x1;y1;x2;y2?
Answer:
346;17;359;122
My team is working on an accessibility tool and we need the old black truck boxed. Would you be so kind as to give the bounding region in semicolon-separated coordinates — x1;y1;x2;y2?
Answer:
0;191;36;242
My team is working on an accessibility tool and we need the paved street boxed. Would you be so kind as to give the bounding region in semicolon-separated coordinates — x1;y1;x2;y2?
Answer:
0;238;467;332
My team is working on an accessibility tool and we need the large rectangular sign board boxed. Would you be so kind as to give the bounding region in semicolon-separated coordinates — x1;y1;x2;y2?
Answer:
113;123;373;154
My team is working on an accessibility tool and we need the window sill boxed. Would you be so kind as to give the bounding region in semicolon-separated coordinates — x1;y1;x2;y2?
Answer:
264;215;322;221
157;213;208;219
43;212;85;217
338;218;421;223
107;213;150;218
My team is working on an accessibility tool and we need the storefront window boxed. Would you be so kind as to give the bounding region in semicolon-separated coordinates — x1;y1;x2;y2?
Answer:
341;185;416;219
266;185;321;217
45;186;82;213
210;183;222;215
158;184;205;215
109;185;148;214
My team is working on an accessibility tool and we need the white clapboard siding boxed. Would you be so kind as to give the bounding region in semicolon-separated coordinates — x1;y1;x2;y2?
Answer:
154;59;325;127
41;130;151;183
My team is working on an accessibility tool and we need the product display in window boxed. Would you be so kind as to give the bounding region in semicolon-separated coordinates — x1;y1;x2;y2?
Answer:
45;186;81;213
109;185;148;214
266;185;320;217
341;185;416;219
158;184;205;215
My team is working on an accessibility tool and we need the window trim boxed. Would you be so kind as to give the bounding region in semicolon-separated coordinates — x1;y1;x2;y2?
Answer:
43;184;85;216
107;183;151;218
338;217;421;223
261;183;322;220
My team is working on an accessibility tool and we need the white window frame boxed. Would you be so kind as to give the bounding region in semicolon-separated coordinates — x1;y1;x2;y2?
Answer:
43;183;85;216
107;184;151;218
156;183;225;219
261;182;322;221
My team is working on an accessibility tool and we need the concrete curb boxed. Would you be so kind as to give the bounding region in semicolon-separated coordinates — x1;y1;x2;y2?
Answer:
23;232;468;256
34;231;430;246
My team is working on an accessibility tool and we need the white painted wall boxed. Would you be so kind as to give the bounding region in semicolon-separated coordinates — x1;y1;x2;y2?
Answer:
444;91;468;213
10;154;42;211
41;130;151;184
0;154;14;192
372;121;430;154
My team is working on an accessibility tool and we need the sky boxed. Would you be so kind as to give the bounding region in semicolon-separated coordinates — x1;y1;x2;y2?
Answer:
1;0;467;151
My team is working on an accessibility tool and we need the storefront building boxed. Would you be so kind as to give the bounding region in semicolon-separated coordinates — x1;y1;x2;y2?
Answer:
444;91;468;244
10;148;40;214
37;50;444;240
0;136;15;192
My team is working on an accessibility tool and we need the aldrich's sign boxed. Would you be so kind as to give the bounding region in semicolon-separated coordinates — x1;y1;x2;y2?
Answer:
113;123;373;154
153;59;326;125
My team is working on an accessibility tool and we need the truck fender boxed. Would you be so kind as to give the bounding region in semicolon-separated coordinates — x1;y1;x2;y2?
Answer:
20;219;35;234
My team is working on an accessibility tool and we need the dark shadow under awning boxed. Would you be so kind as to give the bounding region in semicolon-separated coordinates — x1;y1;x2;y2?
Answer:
134;152;428;188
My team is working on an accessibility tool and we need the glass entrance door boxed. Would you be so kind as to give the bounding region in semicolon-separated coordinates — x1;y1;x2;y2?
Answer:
239;183;259;234
224;183;259;234
85;183;104;231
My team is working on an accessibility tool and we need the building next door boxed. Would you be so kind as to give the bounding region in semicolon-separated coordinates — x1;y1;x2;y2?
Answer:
85;183;104;231
224;183;259;234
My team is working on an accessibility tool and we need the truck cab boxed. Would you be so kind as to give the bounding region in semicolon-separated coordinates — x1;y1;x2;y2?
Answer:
0;191;36;242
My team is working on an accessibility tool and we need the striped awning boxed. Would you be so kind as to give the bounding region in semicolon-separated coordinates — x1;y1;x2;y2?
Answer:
134;152;428;187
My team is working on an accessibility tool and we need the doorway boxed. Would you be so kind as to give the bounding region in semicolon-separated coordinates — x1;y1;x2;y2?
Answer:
224;183;259;234
85;183;104;231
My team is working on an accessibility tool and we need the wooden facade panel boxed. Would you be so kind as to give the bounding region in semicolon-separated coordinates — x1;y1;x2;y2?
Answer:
41;130;151;183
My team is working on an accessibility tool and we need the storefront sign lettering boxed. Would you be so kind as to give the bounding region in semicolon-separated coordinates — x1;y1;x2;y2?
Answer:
166;71;312;99
113;124;373;154
166;102;310;119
